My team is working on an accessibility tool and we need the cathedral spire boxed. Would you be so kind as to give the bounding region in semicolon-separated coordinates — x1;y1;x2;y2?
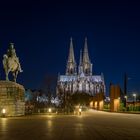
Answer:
82;37;92;75
68;37;75;63
66;37;77;75
83;37;90;63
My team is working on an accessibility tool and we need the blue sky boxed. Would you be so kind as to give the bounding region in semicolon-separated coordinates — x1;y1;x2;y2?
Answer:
0;0;140;95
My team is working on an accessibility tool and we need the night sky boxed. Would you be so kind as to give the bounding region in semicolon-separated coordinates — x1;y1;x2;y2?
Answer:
0;0;140;95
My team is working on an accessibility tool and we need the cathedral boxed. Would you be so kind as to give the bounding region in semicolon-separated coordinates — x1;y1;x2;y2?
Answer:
57;38;106;96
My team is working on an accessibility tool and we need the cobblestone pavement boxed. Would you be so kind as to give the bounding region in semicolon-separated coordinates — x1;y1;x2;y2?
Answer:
0;110;140;140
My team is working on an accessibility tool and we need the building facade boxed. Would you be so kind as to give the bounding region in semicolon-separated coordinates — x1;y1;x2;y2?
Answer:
57;38;105;96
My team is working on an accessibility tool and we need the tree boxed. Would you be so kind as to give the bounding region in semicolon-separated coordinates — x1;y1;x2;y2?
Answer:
71;92;93;106
41;74;57;107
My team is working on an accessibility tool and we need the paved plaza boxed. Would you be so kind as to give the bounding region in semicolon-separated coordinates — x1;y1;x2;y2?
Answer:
0;110;140;140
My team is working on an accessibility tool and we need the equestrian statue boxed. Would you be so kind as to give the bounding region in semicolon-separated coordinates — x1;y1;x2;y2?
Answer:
3;43;23;82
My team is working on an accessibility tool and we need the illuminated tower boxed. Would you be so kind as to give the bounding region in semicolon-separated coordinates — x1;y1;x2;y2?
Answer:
82;38;92;75
66;37;77;75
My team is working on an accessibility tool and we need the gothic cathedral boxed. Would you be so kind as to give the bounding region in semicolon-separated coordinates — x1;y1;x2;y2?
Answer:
57;38;106;96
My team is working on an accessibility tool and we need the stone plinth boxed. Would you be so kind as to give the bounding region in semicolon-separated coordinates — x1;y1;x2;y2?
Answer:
0;81;25;117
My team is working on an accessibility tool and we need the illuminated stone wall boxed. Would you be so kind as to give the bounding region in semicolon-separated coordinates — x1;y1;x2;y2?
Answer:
0;81;25;116
110;85;121;112
92;92;104;110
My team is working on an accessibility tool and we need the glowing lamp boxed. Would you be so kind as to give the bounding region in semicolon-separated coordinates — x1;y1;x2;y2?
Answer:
133;93;136;97
2;109;6;114
48;108;52;113
79;108;82;112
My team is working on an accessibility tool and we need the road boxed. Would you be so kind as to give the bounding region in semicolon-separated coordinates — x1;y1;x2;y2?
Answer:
0;110;140;140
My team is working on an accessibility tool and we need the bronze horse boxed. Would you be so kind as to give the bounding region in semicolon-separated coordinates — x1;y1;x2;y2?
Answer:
3;46;22;82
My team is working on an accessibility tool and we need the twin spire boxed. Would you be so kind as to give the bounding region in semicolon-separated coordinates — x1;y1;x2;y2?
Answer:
83;37;90;64
66;37;92;76
67;37;75;63
66;37;77;75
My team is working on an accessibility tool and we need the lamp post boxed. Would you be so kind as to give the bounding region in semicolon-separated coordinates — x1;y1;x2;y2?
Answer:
124;95;127;106
133;93;136;111
133;93;136;101
79;108;82;115
48;108;52;115
2;108;6;117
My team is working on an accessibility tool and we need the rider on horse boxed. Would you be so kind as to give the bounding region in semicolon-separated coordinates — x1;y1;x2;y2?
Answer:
7;43;23;72
3;43;23;82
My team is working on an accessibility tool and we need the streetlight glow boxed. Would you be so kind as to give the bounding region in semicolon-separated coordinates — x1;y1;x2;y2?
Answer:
124;96;127;99
48;108;52;113
2;109;6;114
133;93;136;97
133;93;137;103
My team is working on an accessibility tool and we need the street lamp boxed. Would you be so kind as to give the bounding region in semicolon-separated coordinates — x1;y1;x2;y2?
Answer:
2;109;6;114
133;93;136;102
2;108;6;117
79;108;82;115
124;95;127;102
133;93;136;110
48;108;52;113
124;95;127;109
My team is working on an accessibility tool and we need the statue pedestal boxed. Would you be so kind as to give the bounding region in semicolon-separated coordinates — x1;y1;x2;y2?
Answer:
0;81;25;117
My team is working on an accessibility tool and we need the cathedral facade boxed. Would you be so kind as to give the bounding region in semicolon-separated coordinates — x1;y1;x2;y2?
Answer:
57;38;106;96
